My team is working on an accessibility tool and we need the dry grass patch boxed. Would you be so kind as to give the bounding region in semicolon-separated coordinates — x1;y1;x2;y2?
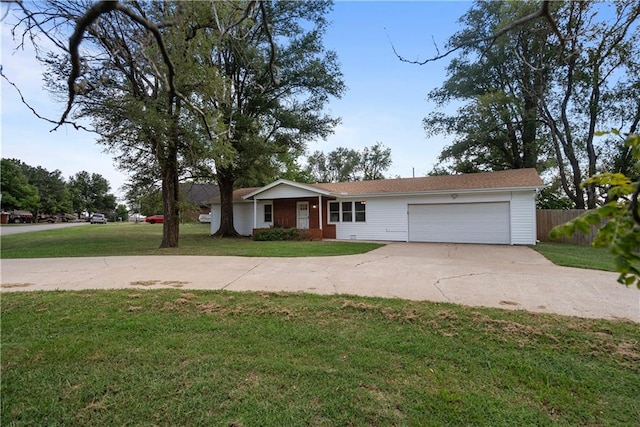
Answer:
1;283;33;288
129;280;189;287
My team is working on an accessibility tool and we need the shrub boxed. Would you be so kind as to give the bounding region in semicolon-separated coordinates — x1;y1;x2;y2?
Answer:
253;227;302;241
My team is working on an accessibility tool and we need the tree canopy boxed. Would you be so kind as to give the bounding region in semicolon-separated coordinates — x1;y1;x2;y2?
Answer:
5;0;344;243
424;1;640;211
305;143;392;183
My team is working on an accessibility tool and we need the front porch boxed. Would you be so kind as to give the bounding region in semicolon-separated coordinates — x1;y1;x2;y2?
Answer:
250;196;336;239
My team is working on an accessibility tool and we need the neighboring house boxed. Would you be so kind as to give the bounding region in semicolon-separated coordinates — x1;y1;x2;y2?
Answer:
180;183;220;217
209;168;544;245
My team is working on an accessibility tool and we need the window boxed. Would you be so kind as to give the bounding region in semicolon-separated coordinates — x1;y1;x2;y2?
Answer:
355;201;366;222
342;201;352;222
264;204;272;223
329;201;340;223
329;200;367;223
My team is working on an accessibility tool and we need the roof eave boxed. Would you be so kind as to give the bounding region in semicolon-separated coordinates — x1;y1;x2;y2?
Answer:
329;185;545;199
242;179;333;200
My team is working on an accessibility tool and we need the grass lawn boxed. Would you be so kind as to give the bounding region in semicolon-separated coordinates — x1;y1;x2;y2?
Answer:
533;242;618;272
0;223;383;259
1;290;638;426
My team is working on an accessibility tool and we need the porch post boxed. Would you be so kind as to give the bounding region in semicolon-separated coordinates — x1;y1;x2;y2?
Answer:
318;195;323;231
253;198;257;229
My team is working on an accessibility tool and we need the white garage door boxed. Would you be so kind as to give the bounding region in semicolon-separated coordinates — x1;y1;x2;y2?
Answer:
408;202;510;244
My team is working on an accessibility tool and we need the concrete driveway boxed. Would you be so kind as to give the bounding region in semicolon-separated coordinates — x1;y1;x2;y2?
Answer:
1;243;638;322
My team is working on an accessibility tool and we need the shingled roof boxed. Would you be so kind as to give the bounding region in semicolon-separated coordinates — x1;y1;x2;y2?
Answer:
211;168;543;203
309;168;543;195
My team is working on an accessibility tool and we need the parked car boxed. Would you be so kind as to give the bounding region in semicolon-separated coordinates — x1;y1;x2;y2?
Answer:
90;213;107;224
198;213;212;223
37;215;57;223
128;213;146;222
145;214;164;224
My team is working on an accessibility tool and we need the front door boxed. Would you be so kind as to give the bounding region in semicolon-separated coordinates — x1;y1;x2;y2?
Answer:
297;201;309;229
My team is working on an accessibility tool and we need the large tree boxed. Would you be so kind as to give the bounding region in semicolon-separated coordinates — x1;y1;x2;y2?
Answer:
68;171;117;216
424;1;553;174
200;1;345;236
12;160;72;215
423;0;640;210
305;143;392;183
0;158;39;212
6;0;343;242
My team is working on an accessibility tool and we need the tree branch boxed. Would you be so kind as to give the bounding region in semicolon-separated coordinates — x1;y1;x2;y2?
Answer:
395;0;566;65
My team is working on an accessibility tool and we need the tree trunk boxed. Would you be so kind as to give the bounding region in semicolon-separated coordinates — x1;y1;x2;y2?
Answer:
160;143;180;248
214;167;239;237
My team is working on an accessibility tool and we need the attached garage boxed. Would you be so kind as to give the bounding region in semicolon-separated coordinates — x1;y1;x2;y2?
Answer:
408;202;510;244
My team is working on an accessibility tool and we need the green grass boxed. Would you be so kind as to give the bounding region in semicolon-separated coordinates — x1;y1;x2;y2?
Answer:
0;223;383;258
1;290;638;426
533;242;617;272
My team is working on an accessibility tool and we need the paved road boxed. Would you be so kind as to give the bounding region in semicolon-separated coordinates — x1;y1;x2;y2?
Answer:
0;222;90;236
2;243;638;322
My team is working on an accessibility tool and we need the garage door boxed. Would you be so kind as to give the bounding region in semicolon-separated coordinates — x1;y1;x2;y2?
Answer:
408;202;510;244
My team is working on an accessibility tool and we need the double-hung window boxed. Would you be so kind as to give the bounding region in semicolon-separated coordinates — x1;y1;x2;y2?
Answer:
329;201;340;222
328;201;366;223
264;204;273;223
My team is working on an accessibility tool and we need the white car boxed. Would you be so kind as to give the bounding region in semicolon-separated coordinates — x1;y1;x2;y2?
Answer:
90;213;107;224
129;213;146;222
198;213;212;223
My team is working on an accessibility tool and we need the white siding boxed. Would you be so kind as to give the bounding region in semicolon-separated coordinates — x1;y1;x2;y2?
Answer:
255;184;321;200
210;202;254;236
333;196;408;241
510;190;537;245
332;191;536;245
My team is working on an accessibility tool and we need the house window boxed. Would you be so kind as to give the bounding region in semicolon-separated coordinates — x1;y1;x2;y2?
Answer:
328;200;367;223
264;204;272;223
342;201;353;222
355;201;366;222
329;201;340;223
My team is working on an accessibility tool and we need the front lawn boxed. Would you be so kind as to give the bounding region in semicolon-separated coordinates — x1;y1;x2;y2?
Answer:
1;290;638;426
0;223;383;258
533;242;617;272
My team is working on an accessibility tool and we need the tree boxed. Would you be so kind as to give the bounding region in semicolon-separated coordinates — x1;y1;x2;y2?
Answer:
361;143;392;180
422;1;640;212
68;171;117;216
538;1;640;209
552;132;640;287
200;1;345;236
13;161;71;215
305;143;392;183
6;1;342;242
0;158;39;211
424;1;552;174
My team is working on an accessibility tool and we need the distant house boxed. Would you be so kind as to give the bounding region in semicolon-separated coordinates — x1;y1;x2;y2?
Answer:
209;169;544;245
180;183;219;217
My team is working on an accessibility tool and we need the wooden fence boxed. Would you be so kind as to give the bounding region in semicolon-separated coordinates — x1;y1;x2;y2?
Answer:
536;209;600;245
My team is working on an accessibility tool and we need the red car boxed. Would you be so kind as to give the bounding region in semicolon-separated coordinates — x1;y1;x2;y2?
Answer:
145;215;164;224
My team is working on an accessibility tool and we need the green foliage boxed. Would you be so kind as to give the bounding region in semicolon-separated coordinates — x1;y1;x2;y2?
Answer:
253;227;302;241
306;142;392;183
536;186;574;210
68;171;117;215
0;158;39;211
551;133;640;287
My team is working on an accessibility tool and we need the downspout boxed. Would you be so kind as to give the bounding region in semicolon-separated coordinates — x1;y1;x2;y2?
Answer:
318;195;323;236
253;198;257;230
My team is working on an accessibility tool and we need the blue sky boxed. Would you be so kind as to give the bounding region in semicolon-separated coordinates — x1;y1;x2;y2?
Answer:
1;1;471;201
